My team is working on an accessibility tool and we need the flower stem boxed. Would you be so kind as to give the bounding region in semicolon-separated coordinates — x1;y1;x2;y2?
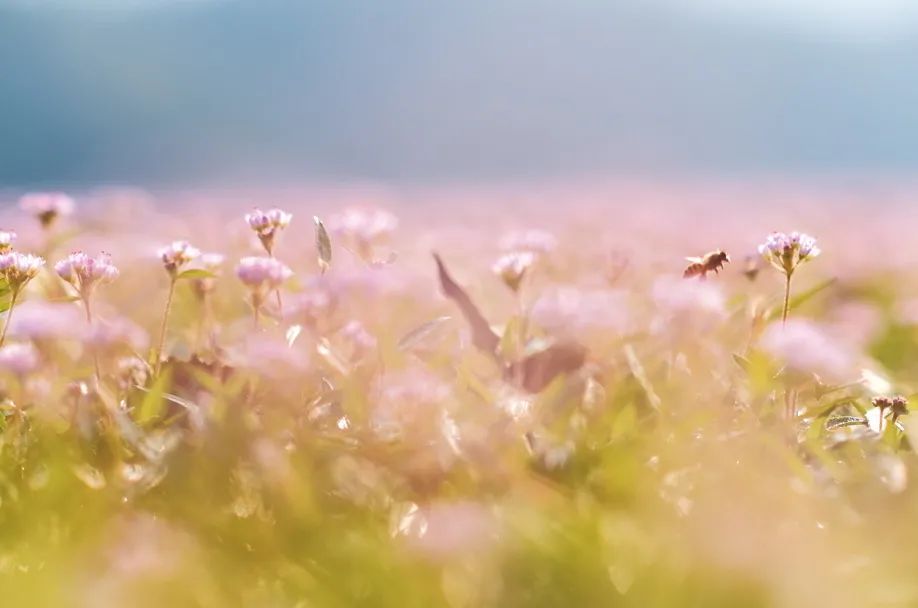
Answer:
252;292;262;328
153;279;176;377
83;296;103;385
781;273;792;326
0;288;20;349
266;243;284;317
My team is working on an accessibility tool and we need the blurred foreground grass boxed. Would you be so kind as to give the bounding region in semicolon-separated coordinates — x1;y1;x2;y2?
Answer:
0;189;916;607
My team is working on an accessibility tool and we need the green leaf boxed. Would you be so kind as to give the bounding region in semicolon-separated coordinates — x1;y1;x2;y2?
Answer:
137;370;171;424
825;415;867;431
175;269;216;281
314;216;332;274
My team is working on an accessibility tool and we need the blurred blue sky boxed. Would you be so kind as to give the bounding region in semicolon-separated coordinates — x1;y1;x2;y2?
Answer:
2;0;918;186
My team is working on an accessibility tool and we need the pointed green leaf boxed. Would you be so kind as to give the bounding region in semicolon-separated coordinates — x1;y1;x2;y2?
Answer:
137;370;171;424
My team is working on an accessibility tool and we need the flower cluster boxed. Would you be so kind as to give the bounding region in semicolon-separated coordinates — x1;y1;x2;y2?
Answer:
758;231;820;276
19;192;75;227
158;241;201;277
0;252;44;291
245;208;292;254
236;256;294;293
55;252;119;297
873;395;909;422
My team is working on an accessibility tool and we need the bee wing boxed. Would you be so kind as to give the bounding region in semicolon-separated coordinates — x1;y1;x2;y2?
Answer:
684;257;703;263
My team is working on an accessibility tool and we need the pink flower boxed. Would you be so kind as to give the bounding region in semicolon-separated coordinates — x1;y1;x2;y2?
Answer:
499;228;558;254
228;333;310;377
245;208;292;236
158;241;200;277
19;192;75;227
0;343;40;376
235;256;293;291
83;317;149;352
327;207;398;243
492;251;535;292
0;230;16;253
0;252;44;290
54;252;119;297
758;231;820;276
339;320;377;354
396;501;498;560
530;286;632;337
652;276;725;316
760;320;853;381
9;301;83;341
245;208;292;254
199;253;225;272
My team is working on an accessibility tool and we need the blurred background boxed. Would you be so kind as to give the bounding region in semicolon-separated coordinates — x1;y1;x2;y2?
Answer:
3;0;918;187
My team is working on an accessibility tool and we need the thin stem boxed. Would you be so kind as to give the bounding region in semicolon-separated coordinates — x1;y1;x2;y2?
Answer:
0;288;20;349
781;273;792;326
153;279;176;377
252;292;262;329
83;296;103;385
197;290;212;354
265;242;283;317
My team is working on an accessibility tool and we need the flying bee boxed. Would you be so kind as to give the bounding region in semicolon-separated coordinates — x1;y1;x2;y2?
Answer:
683;250;730;279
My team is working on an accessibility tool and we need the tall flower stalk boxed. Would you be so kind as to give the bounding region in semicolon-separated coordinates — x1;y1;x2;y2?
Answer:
153;241;200;376
193;253;224;353
758;232;821;326
54;252;119;381
0;253;45;348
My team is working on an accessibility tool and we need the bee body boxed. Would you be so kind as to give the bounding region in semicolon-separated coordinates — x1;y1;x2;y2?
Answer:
683;250;730;279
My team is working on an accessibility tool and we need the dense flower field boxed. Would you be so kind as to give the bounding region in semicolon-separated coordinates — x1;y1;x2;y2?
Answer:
0;183;917;607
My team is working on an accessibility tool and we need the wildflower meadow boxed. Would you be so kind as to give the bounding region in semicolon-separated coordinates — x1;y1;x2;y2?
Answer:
0;184;916;607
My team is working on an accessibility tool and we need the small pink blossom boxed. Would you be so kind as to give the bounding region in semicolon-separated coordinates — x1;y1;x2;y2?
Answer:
0;343;40;376
530;286;632;337
229;333;310;377
19;192;74;227
0;252;44;290
83;317;149;352
492;251;535;292
158;241;200;276
245;208;292;236
499;228;557;254
396;501;498;560
652;276;725;316
55;252;119;297
339;320;377;354
760;320;853;381
0;230;16;253
758;231;820;276
245;208;292;254
328;207;398;244
199;253;225;272
9;301;83;341
235;256;293;291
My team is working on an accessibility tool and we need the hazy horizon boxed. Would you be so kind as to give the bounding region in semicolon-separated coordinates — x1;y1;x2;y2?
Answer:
3;0;918;187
